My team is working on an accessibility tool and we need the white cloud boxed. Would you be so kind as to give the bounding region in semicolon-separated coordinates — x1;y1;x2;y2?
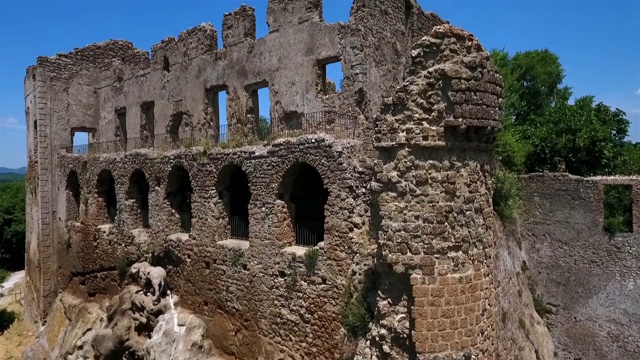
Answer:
0;116;25;129
635;89;640;96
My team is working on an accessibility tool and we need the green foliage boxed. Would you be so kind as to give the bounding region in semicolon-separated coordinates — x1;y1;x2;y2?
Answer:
490;49;632;177
230;250;244;268
0;173;24;183
493;170;523;222
0;181;26;271
256;115;273;141
116;256;129;281
533;295;553;318
303;247;320;274
340;278;372;338
0;308;18;334
0;268;9;283
603;185;633;234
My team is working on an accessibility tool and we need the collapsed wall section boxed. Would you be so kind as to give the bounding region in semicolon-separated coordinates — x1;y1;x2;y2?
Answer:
518;173;640;360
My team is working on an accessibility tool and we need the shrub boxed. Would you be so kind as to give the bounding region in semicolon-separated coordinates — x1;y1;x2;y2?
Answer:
493;169;523;222
340;278;372;338
0;308;18;334
230;250;244;268
533;295;553;318
116;256;129;281
603;185;633;235
0;269;9;283
304;248;320;274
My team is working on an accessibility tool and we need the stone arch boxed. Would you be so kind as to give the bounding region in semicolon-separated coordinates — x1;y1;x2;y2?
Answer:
96;169;117;224
65;170;81;221
127;169;150;228
216;164;251;240
278;162;329;246
166;164;193;232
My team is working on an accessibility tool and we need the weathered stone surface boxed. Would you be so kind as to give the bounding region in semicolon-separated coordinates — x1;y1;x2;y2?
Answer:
19;1;567;360
516;173;640;360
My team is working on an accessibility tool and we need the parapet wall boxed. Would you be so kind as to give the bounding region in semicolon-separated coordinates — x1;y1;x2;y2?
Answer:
519;173;640;360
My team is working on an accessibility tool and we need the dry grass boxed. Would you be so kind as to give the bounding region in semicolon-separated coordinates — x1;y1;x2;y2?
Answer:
0;282;36;360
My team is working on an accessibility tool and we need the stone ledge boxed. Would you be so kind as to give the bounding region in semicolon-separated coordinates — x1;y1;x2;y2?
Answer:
167;233;190;241
96;224;114;235
282;245;311;258
217;239;250;250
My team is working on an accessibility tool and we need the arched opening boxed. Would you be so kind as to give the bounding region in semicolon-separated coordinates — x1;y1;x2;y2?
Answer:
166;164;193;232
278;162;329;246
65;170;81;221
127;169;150;228
96;169;117;223
217;164;251;240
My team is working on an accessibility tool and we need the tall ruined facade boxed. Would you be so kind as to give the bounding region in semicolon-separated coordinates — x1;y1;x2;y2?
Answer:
24;1;505;358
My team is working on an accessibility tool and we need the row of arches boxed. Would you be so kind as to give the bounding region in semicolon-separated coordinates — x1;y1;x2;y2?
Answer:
65;162;329;246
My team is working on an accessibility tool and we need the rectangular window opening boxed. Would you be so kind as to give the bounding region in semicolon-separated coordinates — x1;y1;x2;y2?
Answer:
319;57;343;95
248;83;271;141
71;128;96;155
140;101;155;148
603;184;633;234
115;107;127;151
205;86;228;144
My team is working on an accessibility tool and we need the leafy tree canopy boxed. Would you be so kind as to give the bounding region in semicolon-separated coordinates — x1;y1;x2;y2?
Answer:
0;181;25;271
491;48;634;177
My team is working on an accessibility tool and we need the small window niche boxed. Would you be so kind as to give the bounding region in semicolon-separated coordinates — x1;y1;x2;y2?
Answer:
140;101;155;148
603;184;633;235
247;81;271;141
318;56;343;95
205;85;228;144
115;107;127;151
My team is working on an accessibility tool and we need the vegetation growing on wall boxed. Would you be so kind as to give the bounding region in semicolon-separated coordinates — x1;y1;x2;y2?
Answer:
340;277;372;338
603;185;633;234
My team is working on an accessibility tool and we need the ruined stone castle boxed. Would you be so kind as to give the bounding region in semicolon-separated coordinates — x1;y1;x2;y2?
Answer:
22;1;639;359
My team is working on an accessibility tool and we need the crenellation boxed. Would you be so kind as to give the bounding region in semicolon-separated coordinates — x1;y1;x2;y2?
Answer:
266;0;323;32
222;5;257;48
150;23;218;70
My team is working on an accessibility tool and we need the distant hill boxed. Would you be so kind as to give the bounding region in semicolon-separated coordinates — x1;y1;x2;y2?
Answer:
0;166;27;174
0;173;25;182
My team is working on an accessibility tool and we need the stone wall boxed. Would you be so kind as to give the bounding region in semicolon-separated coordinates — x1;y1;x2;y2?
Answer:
519;173;640;360
55;136;373;359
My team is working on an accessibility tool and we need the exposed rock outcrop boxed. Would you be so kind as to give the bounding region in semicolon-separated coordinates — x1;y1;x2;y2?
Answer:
24;268;224;360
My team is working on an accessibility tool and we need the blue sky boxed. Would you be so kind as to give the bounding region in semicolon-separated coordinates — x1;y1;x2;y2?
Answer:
0;0;638;168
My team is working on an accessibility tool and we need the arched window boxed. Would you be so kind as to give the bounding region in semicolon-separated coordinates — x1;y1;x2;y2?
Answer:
127;169;150;228
278;162;328;247
166;164;193;232
217;164;251;240
96;170;117;223
65;170;81;221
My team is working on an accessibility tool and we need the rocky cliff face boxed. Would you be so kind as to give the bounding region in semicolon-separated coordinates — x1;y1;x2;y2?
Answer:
24;284;225;360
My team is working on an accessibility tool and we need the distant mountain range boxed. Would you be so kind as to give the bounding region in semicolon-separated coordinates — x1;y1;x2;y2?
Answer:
0;166;27;174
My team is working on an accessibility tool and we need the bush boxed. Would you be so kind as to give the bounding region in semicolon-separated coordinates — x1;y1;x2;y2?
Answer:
493;169;523;222
340;279;372;338
303;248;319;274
230;250;244;268
116;256;129;281
0;269;9;283
0;308;18;334
603;185;633;235
533;295;553;318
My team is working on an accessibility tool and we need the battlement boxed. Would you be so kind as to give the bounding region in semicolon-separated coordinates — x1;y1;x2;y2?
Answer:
29;40;149;80
266;0;323;32
222;5;257;48
150;23;218;69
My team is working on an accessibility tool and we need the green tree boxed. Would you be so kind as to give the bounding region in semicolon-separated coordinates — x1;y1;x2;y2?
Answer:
0;181;26;271
256;115;272;141
490;49;632;177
